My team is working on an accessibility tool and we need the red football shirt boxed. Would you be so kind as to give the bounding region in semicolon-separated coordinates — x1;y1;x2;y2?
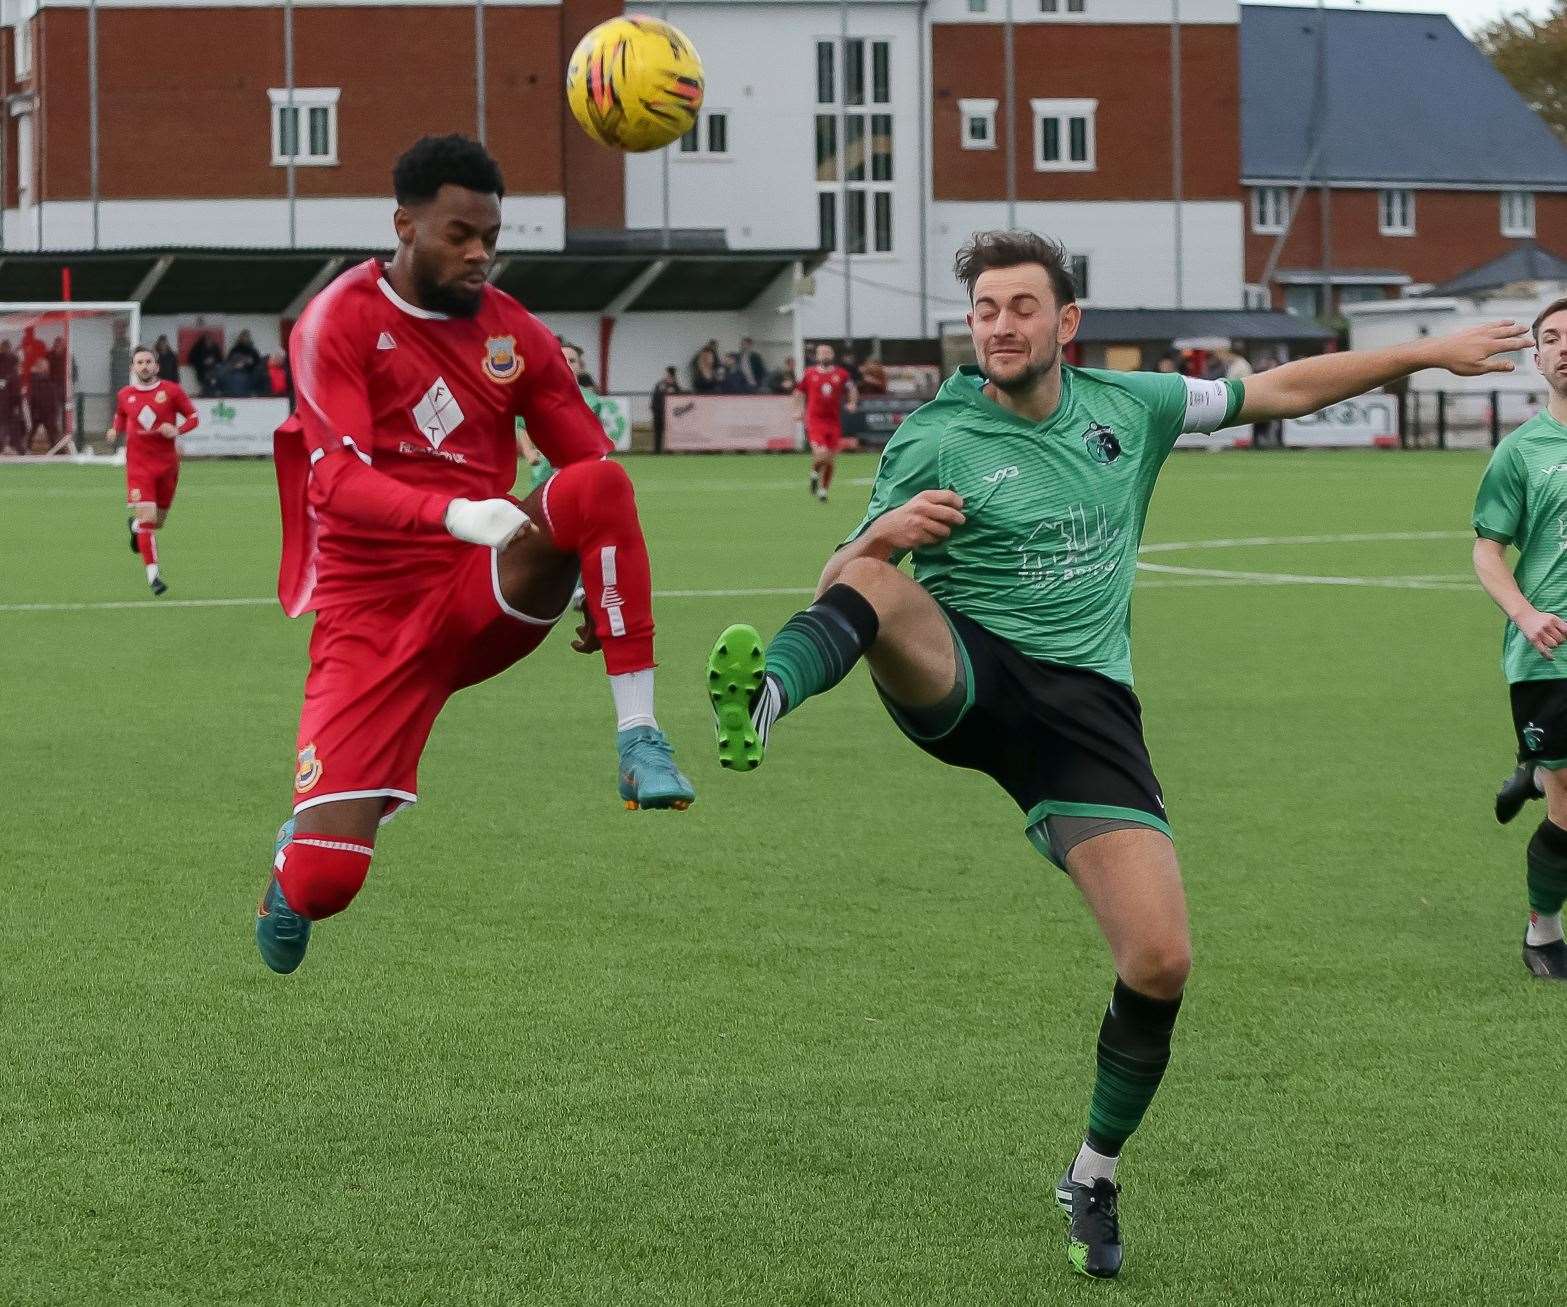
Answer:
277;259;610;615
112;380;197;463
795;365;852;426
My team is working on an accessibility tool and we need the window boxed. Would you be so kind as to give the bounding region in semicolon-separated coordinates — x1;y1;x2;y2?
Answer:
1032;99;1095;172
13;20;32;79
1378;188;1415;236
1252;187;1289;235
1243;284;1270;310
15;110;32;210
959;98;997;151
968;0;989;10
1284;285;1322;319
678;111;729;157
814;38;895;254
1040;0;1086;11
269;88;339;166
1502;190;1535;238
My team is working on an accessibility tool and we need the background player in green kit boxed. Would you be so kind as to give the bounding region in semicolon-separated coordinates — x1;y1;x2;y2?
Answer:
1473;296;1567;981
706;231;1531;1280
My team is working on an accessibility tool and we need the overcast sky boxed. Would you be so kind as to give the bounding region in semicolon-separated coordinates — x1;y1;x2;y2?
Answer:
1248;0;1557;35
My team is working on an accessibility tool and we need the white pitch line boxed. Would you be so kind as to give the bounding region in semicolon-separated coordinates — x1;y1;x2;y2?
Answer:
0;530;1478;614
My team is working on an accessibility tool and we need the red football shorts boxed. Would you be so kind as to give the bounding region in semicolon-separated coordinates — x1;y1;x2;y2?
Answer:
807;421;843;453
127;454;179;511
290;544;566;824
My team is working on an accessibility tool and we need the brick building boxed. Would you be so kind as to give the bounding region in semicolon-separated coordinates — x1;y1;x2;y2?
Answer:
1241;5;1567;318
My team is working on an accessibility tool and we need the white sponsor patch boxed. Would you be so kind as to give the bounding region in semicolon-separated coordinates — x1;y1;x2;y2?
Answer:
1181;377;1231;435
137;405;157;431
377;331;396;351
411;377;464;449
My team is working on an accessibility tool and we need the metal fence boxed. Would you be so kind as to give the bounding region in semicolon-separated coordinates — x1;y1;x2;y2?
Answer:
1402;390;1551;450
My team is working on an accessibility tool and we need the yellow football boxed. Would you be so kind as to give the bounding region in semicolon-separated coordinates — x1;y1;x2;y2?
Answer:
565;15;705;153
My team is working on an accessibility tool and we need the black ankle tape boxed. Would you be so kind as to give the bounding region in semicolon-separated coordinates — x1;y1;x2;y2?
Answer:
813;583;880;650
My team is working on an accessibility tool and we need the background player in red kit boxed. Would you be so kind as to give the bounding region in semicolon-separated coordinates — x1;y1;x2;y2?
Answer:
107;345;198;595
257;135;695;974
794;342;858;504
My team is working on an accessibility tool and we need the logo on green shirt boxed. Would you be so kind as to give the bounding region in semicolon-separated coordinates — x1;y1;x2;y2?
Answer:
1082;422;1121;465
1525;723;1545;751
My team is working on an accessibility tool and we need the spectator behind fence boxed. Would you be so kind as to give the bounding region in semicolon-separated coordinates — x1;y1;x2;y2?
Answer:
858;357;887;396
840;349;863;387
25;345;60;450
187;331;222;396
0;338;21;453
738;336;766;389
226;330;262;375
768;356;797;395
264;352;292;400
154;335;180;389
719;352;754;394
651;366;682;452
691;346;720;393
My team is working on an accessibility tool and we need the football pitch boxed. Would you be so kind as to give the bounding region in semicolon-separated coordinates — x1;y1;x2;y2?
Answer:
3;450;1561;1304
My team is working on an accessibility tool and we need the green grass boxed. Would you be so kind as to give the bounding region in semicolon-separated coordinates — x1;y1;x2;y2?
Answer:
1;451;1559;1304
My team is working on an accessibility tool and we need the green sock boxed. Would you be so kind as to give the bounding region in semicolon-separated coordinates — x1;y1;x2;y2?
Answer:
1527;819;1567;916
1085;979;1183;1157
765;584;879;717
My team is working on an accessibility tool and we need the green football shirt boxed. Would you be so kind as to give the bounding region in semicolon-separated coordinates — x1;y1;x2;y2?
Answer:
1473;409;1567;684
846;365;1244;686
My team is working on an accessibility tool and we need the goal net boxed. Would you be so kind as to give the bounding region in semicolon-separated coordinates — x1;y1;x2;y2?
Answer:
0;302;141;461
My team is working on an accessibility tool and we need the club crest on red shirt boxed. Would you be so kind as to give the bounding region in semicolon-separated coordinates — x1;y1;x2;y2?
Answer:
482;335;522;383
155;390;166;404
295;742;323;793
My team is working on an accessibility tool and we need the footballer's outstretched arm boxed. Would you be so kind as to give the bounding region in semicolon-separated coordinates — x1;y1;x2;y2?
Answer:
1236;321;1534;424
815;490;965;597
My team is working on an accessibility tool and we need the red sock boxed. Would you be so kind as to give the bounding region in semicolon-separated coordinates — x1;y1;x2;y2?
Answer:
821;460;836;491
136;522;159;567
542;459;654;674
276;836;373;919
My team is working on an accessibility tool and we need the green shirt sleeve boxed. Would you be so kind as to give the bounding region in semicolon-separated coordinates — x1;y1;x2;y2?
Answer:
1474;443;1525;545
841;417;941;551
1107;371;1245;452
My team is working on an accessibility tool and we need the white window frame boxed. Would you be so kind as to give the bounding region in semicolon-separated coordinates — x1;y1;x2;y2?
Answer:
1251;186;1289;235
268;87;340;167
1378;188;1415;237
958;98;997;152
967;0;989;10
1031;98;1096;173
1501;190;1535;238
13;19;32;79
1040;0;1086;11
1243;284;1270;310
678;110;731;160
14;107;33;210
814;37;896;257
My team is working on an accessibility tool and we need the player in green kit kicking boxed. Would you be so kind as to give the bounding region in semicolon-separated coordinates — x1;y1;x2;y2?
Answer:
1473;296;1567;981
706;231;1531;1279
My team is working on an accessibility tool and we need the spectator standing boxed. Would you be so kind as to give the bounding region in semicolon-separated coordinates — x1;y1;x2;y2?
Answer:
0;339;21;453
25;343;61;451
187;331;222;396
226;329;262;375
651;366;682;452
265;352;292;400
839;349;863;387
768;356;798;395
691;347;720;393
154;335;180;389
48;336;68;438
719;352;754;394
737;336;766;389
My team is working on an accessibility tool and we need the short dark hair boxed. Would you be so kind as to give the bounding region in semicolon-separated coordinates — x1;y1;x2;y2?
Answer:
392;134;505;205
132;344;156;360
954;230;1077;307
1533;296;1567;342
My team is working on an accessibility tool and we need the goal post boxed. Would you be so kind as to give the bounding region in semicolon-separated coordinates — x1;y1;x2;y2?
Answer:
0;301;141;461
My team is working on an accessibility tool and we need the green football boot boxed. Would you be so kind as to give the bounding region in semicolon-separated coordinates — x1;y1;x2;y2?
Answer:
706;624;770;772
